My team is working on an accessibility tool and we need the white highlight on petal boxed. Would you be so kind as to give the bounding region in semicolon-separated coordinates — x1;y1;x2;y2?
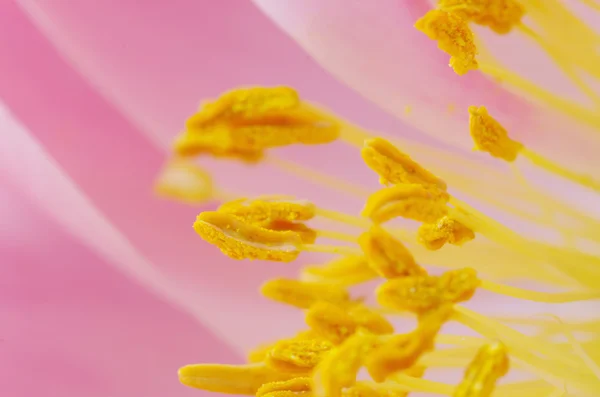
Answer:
0;102;245;353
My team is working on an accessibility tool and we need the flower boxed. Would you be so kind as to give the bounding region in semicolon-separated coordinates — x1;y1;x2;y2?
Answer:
1;1;599;397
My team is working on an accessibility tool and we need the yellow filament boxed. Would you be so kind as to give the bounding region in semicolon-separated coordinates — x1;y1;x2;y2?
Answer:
480;279;600;303
522;148;600;193
452;306;600;393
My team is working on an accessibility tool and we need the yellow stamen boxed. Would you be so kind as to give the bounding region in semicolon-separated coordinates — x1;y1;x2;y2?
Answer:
418;215;475;250
312;332;379;397
438;0;525;34
260;278;350;309
178;87;340;157
256;378;312;397
362;184;449;224
415;9;479;75
267;338;334;373
453;340;510;397
361;138;447;190
359;225;427;279
218;196;316;224
305;302;358;344
366;305;452;382
178;363;297;394
154;159;215;203
193;211;303;262
376;268;480;314
266;220;318;245
468;106;523;162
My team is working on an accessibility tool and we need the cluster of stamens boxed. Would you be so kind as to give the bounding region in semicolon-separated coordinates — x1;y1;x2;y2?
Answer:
166;3;600;393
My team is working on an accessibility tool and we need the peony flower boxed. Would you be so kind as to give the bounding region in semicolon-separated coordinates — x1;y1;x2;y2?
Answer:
1;1;599;396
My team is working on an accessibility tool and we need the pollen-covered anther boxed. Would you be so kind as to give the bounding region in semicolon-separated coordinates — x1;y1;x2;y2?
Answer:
347;303;395;336
312;332;380;397
453;340;510;397
178;363;298;394
193;211;302;262
267;338;334;373
469;106;523;161
154;159;214;203
181;86;340;155
306;302;358;344
264;220;318;244
261;278;350;309
415;10;479;75
362;138;447;190
366;305;451;382
418;216;475;250
438;0;525;34
362;184;449;224
256;377;313;397
359;225;427;279
218;196;317;224
376;268;480;314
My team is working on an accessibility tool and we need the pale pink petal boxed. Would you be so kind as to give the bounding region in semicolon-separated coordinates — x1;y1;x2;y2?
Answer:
251;0;600;174
0;180;238;397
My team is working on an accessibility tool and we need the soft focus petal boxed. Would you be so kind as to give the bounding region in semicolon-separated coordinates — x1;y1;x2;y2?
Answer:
252;0;600;173
0;180;238;397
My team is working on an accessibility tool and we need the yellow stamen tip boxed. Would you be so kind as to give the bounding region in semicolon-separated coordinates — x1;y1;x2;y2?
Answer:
261;278;350;309
178;363;296;394
178;86;340;158
359;225;426;279
366;305;450;382
415;10;479;75
154;159;214;203
306;302;357;344
376;268;480;314
468;105;523;162
418;215;475;250
193;211;302;262
361;138;447;190
218;196;317;224
257;378;313;397
363;184;449;224
267;338;334;373
438;0;525;34
454;340;510;397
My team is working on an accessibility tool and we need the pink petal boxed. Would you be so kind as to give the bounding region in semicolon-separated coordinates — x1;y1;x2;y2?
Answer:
252;0;600;173
0;180;238;397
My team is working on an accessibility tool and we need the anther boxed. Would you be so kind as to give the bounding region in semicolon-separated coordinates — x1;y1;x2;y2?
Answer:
362;184;449;224
261;278;350;309
453;340;510;397
366;305;452;382
193;211;302;262
359;225;427;279
256;378;312;397
312;332;380;397
154;159;214;203
218;196;316;224
361;138;446;190
178;363;297;394
267;338;334;373
376;268;480;314
415;10;479;75
418;215;475;250
438;0;525;34
468;106;523;162
178;87;340;157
